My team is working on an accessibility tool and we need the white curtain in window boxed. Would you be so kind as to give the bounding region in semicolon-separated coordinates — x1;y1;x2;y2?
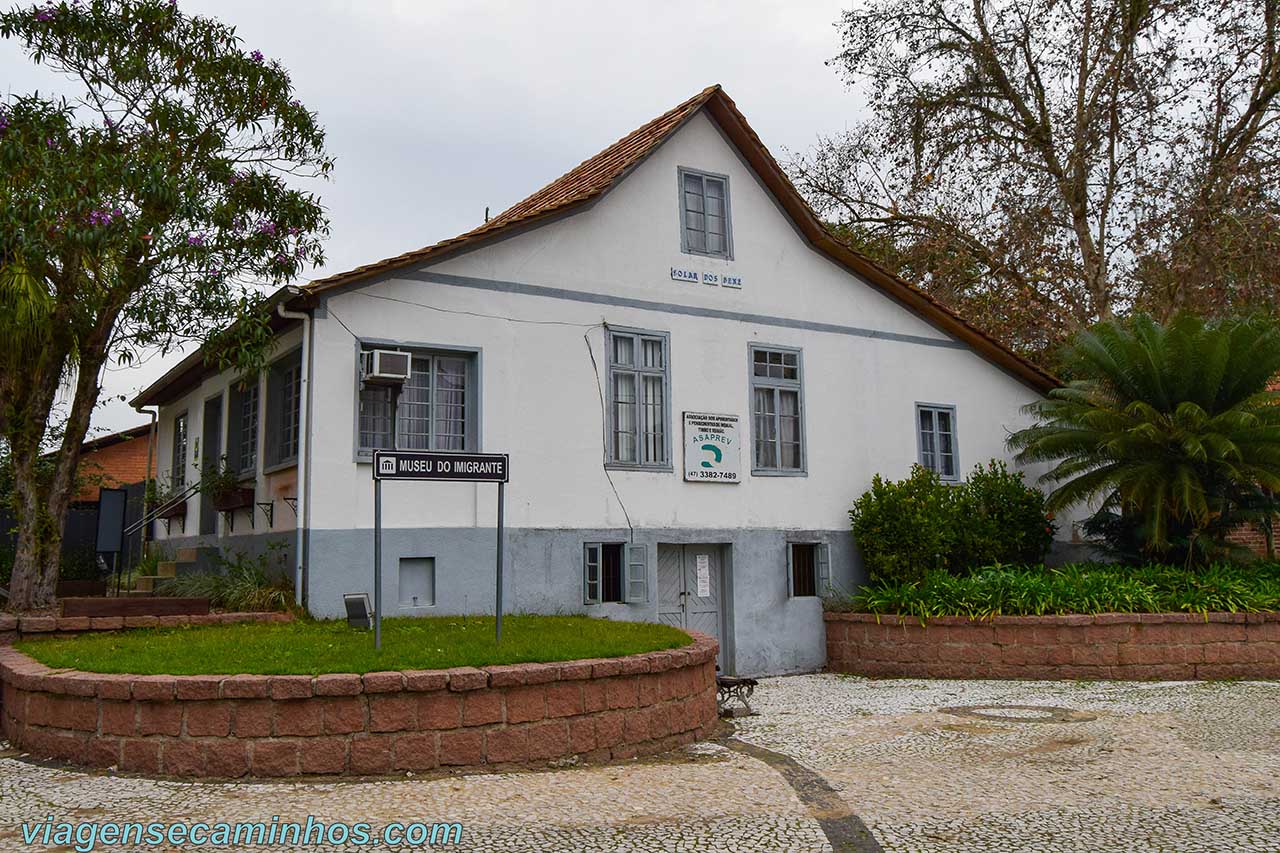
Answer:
613;372;637;463
434;357;467;450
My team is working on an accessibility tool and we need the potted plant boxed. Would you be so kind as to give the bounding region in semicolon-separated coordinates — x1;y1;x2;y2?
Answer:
148;477;188;519
201;458;254;511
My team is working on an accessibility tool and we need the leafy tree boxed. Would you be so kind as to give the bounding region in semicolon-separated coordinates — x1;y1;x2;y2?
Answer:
793;0;1280;362
0;0;331;611
1008;315;1280;560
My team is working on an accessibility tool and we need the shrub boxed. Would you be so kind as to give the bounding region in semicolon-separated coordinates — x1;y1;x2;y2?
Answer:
849;465;956;583
830;562;1280;618
156;543;293;612
849;461;1054;583
953;461;1056;569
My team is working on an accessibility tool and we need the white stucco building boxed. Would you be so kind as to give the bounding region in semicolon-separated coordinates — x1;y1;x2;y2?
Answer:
134;86;1062;676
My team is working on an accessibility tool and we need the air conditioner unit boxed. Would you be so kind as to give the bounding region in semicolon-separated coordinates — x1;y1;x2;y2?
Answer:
361;349;411;384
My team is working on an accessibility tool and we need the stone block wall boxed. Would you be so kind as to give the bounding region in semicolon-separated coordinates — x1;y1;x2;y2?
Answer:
0;633;719;777
825;612;1280;680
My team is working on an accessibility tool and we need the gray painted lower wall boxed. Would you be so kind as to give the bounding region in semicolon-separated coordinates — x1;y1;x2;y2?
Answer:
305;525;863;678
155;532;295;579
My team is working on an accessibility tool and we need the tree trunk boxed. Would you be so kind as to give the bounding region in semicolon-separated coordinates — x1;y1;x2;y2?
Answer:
5;349;108;613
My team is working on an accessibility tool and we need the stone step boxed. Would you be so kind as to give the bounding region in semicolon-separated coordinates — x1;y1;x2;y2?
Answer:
174;547;199;563
155;561;178;577
132;574;172;593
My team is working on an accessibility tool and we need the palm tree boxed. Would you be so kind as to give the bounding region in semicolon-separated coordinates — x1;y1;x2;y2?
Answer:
1009;314;1280;559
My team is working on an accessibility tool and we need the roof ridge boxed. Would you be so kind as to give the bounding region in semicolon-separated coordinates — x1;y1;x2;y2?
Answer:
302;84;721;295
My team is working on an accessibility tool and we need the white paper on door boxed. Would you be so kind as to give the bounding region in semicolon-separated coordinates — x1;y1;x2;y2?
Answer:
695;554;711;597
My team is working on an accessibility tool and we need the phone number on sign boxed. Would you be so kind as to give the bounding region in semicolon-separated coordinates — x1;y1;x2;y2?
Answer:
686;470;739;481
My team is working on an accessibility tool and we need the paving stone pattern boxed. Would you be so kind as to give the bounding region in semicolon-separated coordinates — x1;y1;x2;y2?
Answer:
3;674;1278;851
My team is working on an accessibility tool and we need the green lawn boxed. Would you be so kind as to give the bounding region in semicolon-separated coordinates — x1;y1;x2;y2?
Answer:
16;615;692;676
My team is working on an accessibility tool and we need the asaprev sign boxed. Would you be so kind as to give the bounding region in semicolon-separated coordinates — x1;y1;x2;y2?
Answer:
682;412;741;483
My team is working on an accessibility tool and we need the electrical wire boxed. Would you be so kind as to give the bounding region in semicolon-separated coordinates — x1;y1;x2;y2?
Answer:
352;290;603;328
324;299;636;541
584;323;635;543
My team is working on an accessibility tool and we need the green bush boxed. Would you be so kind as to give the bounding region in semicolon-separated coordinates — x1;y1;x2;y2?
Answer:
954;461;1056;568
829;562;1280;619
156;543;293;612
848;465;956;584
849;461;1053;583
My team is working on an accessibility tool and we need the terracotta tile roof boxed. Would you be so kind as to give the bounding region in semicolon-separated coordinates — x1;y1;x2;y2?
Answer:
304;85;721;297
136;84;1057;405
302;84;1055;393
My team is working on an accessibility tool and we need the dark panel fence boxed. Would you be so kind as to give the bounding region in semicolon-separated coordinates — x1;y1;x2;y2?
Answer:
1;482;148;594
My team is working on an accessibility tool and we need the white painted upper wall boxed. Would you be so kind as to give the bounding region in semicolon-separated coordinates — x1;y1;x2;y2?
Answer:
294;106;1066;536
430;112;950;342
152;327;303;542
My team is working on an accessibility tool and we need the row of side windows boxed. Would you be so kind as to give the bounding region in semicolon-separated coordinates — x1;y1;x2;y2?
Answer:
166;350;301;489
581;541;831;606
601;328;961;478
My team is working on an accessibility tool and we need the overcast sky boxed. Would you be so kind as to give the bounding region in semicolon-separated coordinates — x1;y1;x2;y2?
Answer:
3;0;865;436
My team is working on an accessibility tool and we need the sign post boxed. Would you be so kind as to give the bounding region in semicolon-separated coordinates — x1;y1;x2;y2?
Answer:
371;450;511;648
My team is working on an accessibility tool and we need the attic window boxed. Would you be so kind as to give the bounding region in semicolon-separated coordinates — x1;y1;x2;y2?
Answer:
679;167;732;259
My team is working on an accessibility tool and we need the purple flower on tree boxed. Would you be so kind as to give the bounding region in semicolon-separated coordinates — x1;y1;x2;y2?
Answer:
256;220;276;236
250;50;264;63
187;234;205;247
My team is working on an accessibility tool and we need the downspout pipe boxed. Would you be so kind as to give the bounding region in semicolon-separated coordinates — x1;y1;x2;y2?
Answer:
132;405;158;555
277;291;311;609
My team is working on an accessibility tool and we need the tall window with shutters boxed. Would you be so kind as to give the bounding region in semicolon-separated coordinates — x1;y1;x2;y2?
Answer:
750;345;805;474
357;347;475;455
264;350;302;469
679;167;732;259
227;380;259;475
170;412;188;489
916;403;959;481
606;328;670;469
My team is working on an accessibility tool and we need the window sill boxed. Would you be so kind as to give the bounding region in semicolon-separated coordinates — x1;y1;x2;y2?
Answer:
355;449;477;464
605;464;674;474
680;249;733;262
262;459;298;476
751;468;808;478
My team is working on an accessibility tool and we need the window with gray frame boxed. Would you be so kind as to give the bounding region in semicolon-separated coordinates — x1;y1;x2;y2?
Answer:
358;348;474;453
583;542;648;604
679;168;731;258
917;404;958;480
264;350;302;468
227;380;259;474
787;542;830;598
607;328;669;468
751;346;804;472
170;412;188;488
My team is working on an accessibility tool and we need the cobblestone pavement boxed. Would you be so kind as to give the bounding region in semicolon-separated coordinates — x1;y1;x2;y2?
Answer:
3;675;1278;851
734;675;1280;852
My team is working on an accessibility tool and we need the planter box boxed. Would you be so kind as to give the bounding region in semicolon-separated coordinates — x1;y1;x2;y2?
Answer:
211;487;255;512
56;579;108;598
156;500;187;519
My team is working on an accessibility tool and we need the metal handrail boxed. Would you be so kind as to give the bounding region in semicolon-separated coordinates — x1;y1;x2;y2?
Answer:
124;480;202;536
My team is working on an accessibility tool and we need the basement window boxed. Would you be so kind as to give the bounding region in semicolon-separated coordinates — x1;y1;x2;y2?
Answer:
398;557;436;608
787;542;830;598
583;542;649;605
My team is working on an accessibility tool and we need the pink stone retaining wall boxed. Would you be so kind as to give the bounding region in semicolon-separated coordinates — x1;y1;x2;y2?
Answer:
0;633;719;777
826;612;1280;680
0;611;293;645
